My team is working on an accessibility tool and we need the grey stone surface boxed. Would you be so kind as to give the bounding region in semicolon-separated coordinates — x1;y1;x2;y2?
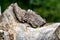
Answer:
26;9;46;27
0;30;10;40
0;30;4;40
0;3;60;40
13;3;46;27
13;23;60;40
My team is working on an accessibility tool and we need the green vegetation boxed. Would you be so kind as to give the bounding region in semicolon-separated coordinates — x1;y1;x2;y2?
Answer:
1;0;60;22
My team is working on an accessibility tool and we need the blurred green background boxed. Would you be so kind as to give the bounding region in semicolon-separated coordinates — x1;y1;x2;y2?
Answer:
1;0;60;22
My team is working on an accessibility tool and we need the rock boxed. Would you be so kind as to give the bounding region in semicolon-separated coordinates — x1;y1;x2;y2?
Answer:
13;3;26;23
0;30;10;40
13;23;60;40
13;3;46;27
26;9;46;27
0;3;60;40
2;4;17;24
0;30;4;40
55;24;60;39
35;23;60;40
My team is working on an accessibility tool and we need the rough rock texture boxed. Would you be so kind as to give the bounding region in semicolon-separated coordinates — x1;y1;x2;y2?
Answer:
13;3;46;27
0;30;10;40
0;3;60;40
